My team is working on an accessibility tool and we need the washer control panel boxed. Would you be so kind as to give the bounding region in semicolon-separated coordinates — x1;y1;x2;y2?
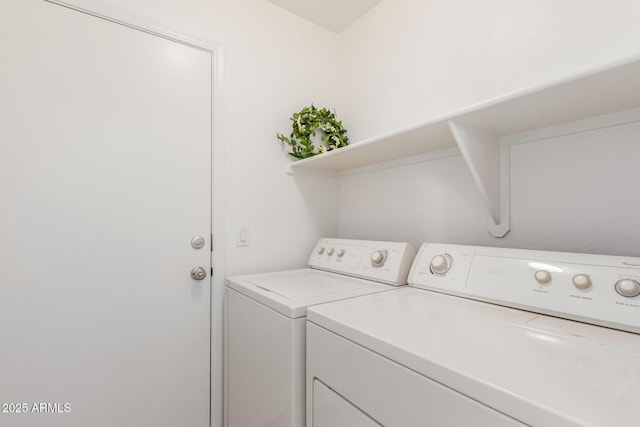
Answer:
309;238;416;286
408;243;640;333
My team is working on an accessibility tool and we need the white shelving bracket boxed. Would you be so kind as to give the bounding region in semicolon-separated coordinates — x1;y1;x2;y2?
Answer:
448;120;510;237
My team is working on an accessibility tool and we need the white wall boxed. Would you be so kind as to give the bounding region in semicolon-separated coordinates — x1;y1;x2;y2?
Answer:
337;0;640;257
508;119;640;256
338;0;640;141
339;118;640;256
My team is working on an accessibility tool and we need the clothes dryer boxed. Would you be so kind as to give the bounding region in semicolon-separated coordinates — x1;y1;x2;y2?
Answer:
307;243;640;426
224;237;416;427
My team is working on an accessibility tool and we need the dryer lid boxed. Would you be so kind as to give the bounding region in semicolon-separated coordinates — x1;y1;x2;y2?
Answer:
226;269;394;318
307;288;640;427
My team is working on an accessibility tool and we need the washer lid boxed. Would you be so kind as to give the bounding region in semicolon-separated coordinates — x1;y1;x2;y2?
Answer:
226;269;394;318
307;288;640;427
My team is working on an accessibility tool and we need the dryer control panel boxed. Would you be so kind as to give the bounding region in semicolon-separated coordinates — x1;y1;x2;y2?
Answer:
309;238;416;286
409;243;640;334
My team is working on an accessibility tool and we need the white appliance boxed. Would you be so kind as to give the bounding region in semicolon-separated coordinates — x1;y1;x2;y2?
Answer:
224;237;416;427
306;243;640;426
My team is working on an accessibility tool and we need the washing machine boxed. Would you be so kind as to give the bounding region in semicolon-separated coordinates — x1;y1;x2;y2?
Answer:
224;237;416;427
306;243;640;426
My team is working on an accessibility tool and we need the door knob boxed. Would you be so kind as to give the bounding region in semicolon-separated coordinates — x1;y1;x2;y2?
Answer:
190;266;207;281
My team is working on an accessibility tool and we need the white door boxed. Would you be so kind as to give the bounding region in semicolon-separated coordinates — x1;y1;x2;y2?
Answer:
0;1;211;426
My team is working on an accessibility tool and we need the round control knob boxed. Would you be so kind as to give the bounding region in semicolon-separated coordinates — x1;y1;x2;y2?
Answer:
615;279;640;297
430;255;451;275
317;247;325;255
327;248;335;256
337;249;345;257
572;274;592;290
534;270;552;284
370;250;387;267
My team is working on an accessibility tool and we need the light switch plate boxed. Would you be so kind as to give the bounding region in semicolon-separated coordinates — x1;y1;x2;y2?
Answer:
236;225;250;247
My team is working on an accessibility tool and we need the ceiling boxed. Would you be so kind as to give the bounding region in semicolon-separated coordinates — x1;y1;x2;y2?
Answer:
266;0;381;33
